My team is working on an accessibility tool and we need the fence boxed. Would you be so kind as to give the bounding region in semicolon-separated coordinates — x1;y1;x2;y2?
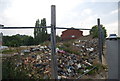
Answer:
0;5;104;79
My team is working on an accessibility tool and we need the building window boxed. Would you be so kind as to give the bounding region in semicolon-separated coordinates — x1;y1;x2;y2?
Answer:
71;35;75;38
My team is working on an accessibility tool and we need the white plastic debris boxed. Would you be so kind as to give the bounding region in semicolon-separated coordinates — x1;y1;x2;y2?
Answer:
38;45;41;47
86;48;94;51
36;55;41;60
40;46;44;49
20;53;24;55
58;76;61;79
75;44;79;47
56;48;59;52
67;68;72;73
73;43;75;45
44;46;47;48
85;60;92;66
61;75;67;78
21;49;30;53
82;46;85;48
48;53;51;55
84;69;89;73
39;60;42;63
89;48;94;51
0;46;8;50
77;63;81;69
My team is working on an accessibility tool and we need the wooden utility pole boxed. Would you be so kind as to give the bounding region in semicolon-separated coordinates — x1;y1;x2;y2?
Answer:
51;5;58;79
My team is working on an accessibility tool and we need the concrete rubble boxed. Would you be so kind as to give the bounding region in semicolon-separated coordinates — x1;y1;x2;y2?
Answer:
2;38;104;79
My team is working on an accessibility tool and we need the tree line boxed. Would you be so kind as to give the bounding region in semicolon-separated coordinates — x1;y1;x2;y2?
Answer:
3;18;61;47
3;34;34;47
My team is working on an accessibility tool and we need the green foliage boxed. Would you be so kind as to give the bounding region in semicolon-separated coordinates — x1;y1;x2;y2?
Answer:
34;19;41;44
85;66;96;75
41;18;48;43
92;63;108;75
3;34;34;47
56;35;61;42
2;57;30;79
87;69;96;75
40;41;50;46
90;25;107;38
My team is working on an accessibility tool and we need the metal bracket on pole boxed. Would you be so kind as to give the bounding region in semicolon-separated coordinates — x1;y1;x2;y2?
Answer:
98;18;102;63
51;5;58;79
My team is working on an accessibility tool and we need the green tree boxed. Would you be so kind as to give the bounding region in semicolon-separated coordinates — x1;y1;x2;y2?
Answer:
34;19;41;44
90;25;107;38
25;36;34;46
40;18;48;42
34;18;48;44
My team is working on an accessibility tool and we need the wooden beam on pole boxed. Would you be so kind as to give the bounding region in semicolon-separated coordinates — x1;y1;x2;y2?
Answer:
51;5;58;79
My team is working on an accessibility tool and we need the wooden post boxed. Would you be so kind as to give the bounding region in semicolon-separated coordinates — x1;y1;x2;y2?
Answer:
0;32;3;80
98;18;102;63
51;5;58;79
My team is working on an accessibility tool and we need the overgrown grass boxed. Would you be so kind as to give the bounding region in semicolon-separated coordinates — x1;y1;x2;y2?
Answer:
57;42;81;55
86;66;96;75
63;48;80;55
63;43;71;47
2;49;16;54
2;47;30;54
40;41;50;46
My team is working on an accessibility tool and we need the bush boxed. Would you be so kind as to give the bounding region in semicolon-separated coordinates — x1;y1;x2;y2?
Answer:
2;57;30;79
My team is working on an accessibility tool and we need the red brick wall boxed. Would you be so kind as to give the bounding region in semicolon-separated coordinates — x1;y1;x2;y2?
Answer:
61;29;83;40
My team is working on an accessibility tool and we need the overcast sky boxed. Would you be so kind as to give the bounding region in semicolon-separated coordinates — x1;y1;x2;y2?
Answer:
0;0;119;37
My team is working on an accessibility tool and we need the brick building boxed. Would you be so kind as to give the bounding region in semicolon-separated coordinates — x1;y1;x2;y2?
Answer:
61;29;83;40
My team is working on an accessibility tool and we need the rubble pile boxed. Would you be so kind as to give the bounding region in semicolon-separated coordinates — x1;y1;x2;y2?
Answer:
57;52;94;79
2;38;100;79
73;38;98;60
